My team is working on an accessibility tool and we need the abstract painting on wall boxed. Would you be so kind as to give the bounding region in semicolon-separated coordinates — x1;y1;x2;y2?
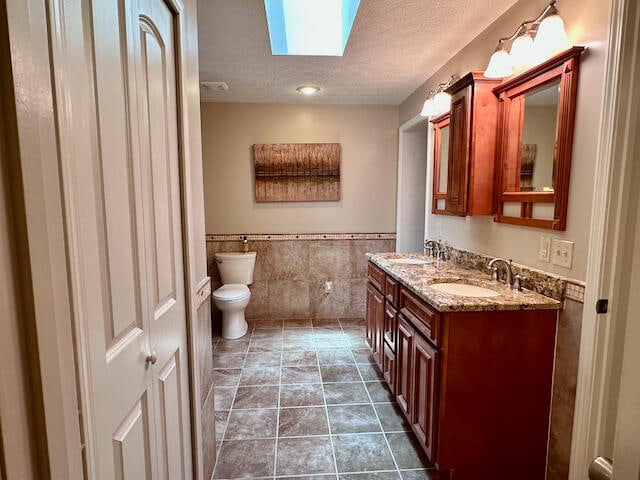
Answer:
253;143;341;202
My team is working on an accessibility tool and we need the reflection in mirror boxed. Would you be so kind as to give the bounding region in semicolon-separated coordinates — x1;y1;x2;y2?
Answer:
519;80;560;192
431;112;450;215
439;125;450;193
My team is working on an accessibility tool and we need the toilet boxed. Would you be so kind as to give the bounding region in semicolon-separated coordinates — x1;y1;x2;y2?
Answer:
212;251;256;339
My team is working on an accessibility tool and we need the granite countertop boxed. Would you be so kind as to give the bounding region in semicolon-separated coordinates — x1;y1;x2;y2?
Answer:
367;252;562;313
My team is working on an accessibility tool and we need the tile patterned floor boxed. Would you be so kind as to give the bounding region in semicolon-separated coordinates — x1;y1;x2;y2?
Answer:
211;318;440;480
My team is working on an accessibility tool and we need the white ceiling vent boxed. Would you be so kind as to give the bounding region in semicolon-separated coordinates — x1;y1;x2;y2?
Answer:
200;81;229;91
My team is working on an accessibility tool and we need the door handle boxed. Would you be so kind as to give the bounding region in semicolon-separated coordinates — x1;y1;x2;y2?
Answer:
145;351;158;365
588;456;613;480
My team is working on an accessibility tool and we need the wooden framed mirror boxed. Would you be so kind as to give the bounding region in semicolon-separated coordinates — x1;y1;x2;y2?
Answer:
493;46;584;230
431;112;451;215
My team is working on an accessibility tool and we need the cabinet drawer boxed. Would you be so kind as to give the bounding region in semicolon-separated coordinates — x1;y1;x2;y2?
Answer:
384;275;399;307
367;262;385;292
400;288;440;346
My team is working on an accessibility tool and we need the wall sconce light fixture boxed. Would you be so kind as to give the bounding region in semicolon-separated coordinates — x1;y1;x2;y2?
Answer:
420;74;459;117
484;0;569;78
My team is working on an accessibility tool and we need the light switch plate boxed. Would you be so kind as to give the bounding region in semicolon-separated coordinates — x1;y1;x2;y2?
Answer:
551;239;574;268
539;236;551;262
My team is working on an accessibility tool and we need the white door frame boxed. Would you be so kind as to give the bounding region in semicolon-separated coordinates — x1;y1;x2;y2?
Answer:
396;113;430;252
569;0;640;477
2;0;208;478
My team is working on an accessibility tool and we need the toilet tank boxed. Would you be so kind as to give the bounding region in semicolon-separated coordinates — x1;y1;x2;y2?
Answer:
214;252;256;285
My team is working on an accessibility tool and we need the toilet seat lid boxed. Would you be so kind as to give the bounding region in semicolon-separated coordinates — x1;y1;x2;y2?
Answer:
212;284;250;301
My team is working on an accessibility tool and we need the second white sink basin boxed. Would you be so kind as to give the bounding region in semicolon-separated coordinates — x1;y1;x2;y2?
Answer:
430;283;501;298
392;258;428;265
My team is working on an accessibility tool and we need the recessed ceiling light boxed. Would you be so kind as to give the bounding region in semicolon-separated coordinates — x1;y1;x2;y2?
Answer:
296;85;320;95
264;0;361;56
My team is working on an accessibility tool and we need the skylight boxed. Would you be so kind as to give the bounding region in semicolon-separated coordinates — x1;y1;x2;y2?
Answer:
264;0;360;56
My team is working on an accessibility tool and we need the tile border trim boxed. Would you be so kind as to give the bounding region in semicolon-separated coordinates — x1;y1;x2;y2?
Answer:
564;280;586;303
206;233;397;242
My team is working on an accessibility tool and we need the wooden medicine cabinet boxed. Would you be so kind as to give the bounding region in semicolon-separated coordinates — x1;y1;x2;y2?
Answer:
442;72;501;216
493;46;584;230
430;112;450;215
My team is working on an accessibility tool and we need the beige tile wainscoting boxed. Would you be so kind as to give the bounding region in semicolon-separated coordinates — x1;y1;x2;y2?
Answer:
206;234;396;320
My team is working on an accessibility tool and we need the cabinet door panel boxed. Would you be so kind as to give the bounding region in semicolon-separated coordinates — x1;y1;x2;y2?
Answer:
366;282;385;368
446;85;472;215
384;303;397;350
382;342;396;394
396;315;414;418
373;288;385;367
412;335;439;461
366;283;375;349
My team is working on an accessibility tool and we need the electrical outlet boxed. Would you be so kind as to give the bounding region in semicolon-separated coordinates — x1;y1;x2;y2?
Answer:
551;239;574;268
437;221;443;236
539;236;551;262
324;281;333;294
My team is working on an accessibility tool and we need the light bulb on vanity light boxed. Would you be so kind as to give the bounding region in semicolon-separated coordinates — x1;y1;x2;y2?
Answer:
509;28;535;70
433;91;451;113
484;41;513;78
420;97;438;117
533;6;569;61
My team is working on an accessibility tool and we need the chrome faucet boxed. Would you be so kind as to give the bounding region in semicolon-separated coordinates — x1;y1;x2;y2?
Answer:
487;258;526;291
488;258;514;287
424;240;441;259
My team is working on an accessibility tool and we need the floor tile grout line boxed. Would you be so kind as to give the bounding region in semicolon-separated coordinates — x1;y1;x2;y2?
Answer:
273;326;285;477
314;323;340;480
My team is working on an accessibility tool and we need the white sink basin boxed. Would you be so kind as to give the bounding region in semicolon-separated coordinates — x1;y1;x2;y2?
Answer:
391;258;428;265
429;283;501;298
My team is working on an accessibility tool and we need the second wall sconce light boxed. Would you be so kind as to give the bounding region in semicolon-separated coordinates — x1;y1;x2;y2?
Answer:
484;0;569;78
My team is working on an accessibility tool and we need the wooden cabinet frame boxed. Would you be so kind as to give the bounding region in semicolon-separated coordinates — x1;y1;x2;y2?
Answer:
493;46;584;230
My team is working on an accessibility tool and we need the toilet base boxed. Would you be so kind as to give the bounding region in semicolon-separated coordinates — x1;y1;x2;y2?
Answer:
221;310;248;340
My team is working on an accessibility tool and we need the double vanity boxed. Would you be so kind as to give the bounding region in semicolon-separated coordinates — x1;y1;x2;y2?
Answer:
365;251;561;480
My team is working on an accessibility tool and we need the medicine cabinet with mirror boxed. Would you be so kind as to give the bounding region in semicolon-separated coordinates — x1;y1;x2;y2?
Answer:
493;46;584;230
430;112;450;215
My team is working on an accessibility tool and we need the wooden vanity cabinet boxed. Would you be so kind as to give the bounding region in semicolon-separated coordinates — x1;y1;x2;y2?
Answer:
366;262;401;392
445;72;500;216
368;271;559;480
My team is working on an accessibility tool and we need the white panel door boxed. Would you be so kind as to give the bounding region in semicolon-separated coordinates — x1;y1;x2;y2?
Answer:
83;0;191;478
128;1;190;477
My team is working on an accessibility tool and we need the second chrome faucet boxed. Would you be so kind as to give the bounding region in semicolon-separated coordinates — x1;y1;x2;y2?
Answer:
487;258;526;291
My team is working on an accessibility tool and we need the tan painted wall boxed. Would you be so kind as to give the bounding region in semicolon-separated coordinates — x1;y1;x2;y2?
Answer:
400;0;611;281
201;103;399;234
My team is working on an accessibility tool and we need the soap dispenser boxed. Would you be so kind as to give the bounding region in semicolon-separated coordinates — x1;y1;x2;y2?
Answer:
242;235;249;253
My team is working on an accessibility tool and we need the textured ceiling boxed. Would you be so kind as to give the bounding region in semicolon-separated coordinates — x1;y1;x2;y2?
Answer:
197;0;519;105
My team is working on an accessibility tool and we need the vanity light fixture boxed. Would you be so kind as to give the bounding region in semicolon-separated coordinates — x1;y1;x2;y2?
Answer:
484;0;569;78
420;74;459;117
296;85;320;95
